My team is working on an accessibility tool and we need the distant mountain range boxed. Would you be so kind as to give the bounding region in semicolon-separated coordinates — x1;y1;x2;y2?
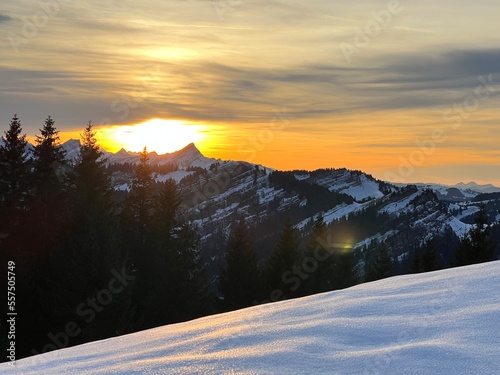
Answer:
58;139;500;195
60;139;220;169
16;139;500;277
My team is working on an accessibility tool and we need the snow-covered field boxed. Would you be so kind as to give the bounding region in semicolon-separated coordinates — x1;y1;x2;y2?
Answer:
7;262;500;374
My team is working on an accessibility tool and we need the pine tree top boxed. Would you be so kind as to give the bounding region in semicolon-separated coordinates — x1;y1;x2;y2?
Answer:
0;114;28;159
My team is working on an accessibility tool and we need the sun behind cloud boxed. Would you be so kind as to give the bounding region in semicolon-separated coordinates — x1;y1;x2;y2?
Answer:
98;119;206;154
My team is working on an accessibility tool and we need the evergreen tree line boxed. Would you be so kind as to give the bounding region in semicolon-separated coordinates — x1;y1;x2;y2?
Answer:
0;115;498;361
360;204;497;281
216;191;498;311
218;213;358;311
0;115;211;360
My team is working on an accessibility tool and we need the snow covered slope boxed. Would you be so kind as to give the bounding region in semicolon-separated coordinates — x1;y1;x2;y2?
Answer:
9;261;500;374
303;169;388;201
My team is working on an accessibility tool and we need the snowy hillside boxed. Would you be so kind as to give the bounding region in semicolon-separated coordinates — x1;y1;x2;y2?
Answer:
301;169;389;201
9;261;500;374
26;140;500;273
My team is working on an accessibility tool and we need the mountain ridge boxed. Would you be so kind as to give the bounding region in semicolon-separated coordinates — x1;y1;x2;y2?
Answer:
13;139;500;277
56;139;500;193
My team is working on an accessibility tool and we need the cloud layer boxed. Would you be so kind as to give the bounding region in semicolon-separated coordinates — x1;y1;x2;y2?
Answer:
0;0;499;184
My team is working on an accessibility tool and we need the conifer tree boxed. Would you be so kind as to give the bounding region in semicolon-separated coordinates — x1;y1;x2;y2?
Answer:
29;116;70;255
159;221;212;324
0;114;30;212
142;179;213;327
411;240;441;273
0;114;31;360
300;213;337;295
121;147;156;327
156;178;181;241
263;220;301;300
13;116;71;358
122;147;155;245
365;242;393;282
421;240;441;272
333;244;357;290
410;249;423;274
33;115;67;192
45;123;135;344
218;220;261;311
455;205;496;266
74;122;112;205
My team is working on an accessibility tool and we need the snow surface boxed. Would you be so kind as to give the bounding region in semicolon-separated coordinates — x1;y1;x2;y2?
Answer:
296;203;365;230
340;175;384;201
294;173;310;181
454;205;480;220
380;192;421;214
446;217;473;237
8;262;500;374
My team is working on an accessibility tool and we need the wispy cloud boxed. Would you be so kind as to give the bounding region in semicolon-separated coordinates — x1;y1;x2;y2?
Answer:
0;14;12;23
0;0;499;184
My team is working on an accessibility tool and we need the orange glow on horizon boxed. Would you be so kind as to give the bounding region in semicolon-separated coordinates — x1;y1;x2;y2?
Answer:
93;119;207;155
52;108;500;187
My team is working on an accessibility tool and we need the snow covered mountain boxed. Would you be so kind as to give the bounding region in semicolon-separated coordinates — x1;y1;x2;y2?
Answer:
454;181;500;194
59;139;219;168
8;261;500;374
101;142;219;168
61;139;81;161
17;140;500;273
62;140;496;277
295;169;391;201
409;181;500;201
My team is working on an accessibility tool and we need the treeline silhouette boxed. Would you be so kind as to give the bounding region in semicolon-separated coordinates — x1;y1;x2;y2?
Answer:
0;115;497;361
0;115;212;360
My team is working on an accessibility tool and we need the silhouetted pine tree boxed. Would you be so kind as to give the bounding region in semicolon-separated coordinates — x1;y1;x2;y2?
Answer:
122;147;155;247
263;220;301;300
218;220;261;311
410;250;423;273
365;242;393;282
121;147;156;327
0;114;31;360
46;123;135;346
300;213;338;295
333;245;357;290
32;116;67;193
421;240;441;272
455;205;496;266
142;179;213;327
411;240;441;273
13;116;72;358
0;114;30;220
73;122;112;206
28;115;70;260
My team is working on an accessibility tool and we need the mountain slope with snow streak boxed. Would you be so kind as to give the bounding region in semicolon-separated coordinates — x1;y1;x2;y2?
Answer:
9;261;500;375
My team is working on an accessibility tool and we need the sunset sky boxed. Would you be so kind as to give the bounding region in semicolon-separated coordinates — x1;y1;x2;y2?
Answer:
1;0;499;185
